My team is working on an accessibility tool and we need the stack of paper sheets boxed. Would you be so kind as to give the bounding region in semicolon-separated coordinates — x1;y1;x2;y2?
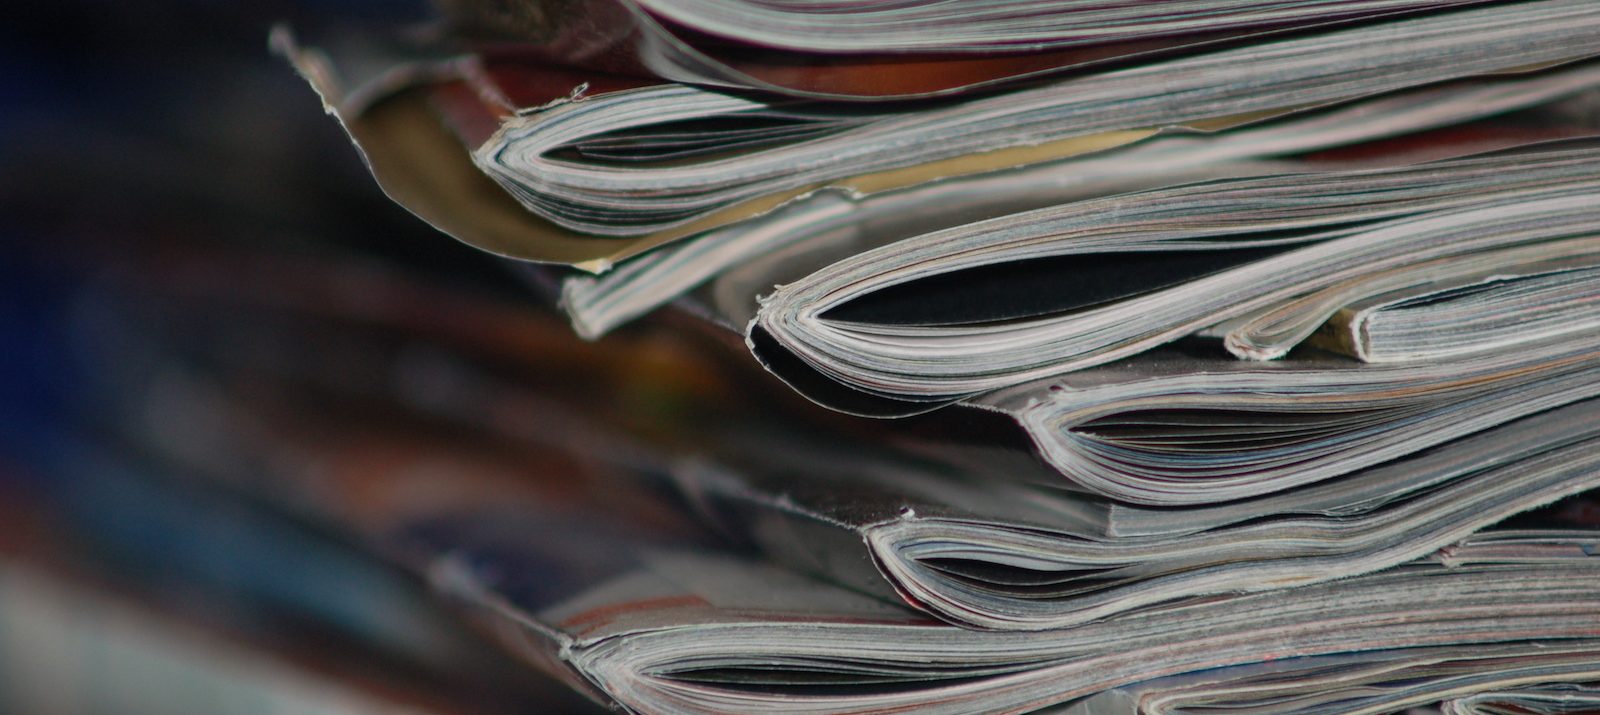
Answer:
256;1;1600;712
19;1;1600;713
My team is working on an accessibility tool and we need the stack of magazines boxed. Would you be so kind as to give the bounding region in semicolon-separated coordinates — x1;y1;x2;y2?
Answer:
14;0;1600;713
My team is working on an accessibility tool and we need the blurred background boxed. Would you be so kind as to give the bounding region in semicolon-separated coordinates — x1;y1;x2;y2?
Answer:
0;3;636;712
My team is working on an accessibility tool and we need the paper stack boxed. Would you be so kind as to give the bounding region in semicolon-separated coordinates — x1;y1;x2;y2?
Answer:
11;1;1600;714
